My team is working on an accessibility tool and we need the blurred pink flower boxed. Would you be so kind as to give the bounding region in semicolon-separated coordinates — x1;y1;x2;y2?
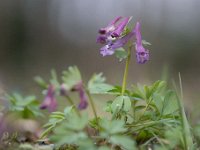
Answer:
40;85;57;112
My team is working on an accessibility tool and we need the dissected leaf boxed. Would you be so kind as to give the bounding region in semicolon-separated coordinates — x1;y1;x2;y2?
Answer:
111;96;131;113
65;112;88;131
62;66;82;90
6;93;42;118
161;90;178;115
100;118;127;135
88;73;113;94
34;76;48;89
50;69;60;87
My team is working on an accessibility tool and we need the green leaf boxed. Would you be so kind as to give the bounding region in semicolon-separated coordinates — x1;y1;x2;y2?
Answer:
78;138;96;150
50;69;60;87
107;86;122;95
50;117;94;148
88;73;113;94
161;91;178;115
131;84;146;101
164;126;183;149
110;135;136;150
62;66;82;90
103;100;112;112
100;118;127;135
34;76;48;88
176;73;194;149
40;126;54;139
114;48;128;61
150;80;166;94
65;112;88;131
51;131;88;146
98;146;110;150
152;93;163;113
145;80;166;100
111;96;131;113
41;109;72;138
6;93;42;119
63;106;73;116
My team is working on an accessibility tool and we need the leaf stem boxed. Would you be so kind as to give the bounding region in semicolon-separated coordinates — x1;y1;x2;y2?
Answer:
65;95;81;117
138;98;153;121
85;88;98;123
121;44;132;95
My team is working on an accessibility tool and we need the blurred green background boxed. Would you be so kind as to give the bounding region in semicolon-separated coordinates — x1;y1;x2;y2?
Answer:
0;0;200;107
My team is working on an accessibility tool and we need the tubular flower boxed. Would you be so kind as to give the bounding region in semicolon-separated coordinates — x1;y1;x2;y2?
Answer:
98;16;122;35
97;17;150;64
77;88;88;110
73;81;88;110
40;85;57;112
97;16;122;44
60;83;69;96
111;17;131;37
134;22;149;64
100;32;134;56
97;16;133;56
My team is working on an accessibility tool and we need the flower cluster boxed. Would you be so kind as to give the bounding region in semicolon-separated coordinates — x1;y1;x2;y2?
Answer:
97;16;149;64
40;81;88;112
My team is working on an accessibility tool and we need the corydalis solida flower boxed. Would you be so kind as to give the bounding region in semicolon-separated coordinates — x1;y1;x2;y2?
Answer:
100;33;134;56
60;82;88;110
40;85;57;112
97;16;132;56
98;16;122;35
97;16;149;64
134;22;149;64
73;82;88;110
72;81;88;110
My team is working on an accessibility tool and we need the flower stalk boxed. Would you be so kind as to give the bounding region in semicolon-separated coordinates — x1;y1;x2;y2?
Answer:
84;86;98;124
65;95;81;117
121;44;132;95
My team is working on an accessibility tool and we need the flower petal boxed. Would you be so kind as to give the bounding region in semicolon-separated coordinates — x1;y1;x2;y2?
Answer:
100;44;115;56
98;16;122;34
135;45;149;64
111;17;131;37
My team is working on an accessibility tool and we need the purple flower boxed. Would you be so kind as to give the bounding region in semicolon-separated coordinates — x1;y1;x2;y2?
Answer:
40;85;57;112
77;88;88;110
96;35;107;44
134;22;149;64
97;17;150;63
111;17;131;37
73;81;88;110
60;83;69;96
100;31;134;56
97;16;134;56
98;16;122;35
97;17;122;44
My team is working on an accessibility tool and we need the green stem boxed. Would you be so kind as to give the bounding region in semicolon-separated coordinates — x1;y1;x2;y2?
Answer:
138;98;153;121
121;45;132;95
65;95;81;117
85;88;98;123
132;101;136;121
